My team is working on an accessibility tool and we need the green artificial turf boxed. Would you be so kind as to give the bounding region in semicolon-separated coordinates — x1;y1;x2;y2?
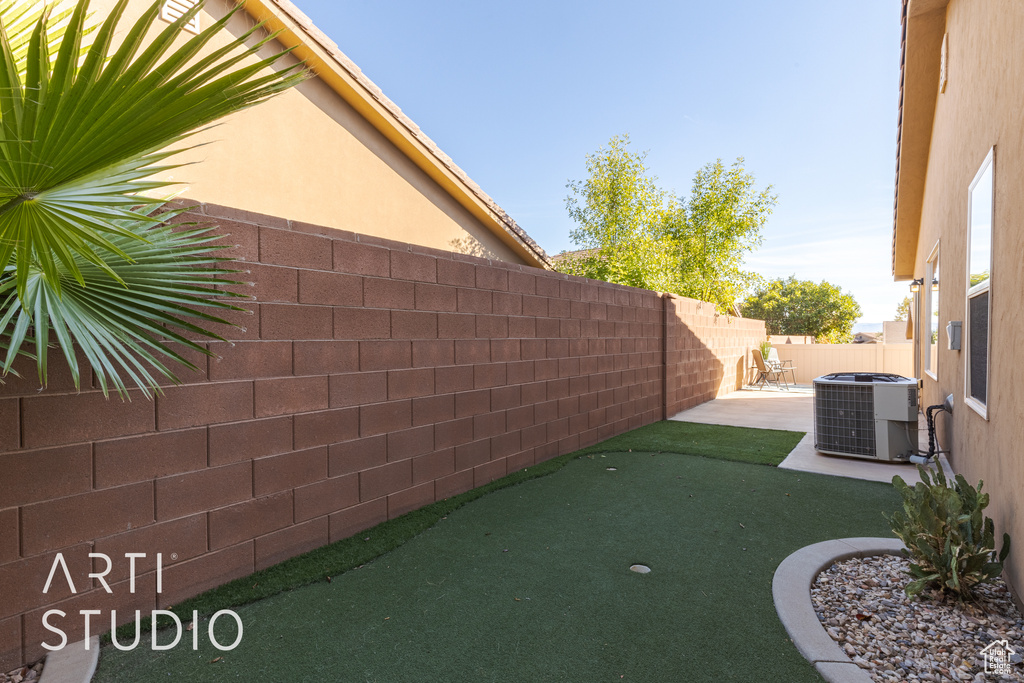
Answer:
92;420;901;682
578;419;804;466
113;421;804;633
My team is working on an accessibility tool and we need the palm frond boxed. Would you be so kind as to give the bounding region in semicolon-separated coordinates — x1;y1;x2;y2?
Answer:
0;0;306;394
0;207;251;398
0;0;304;297
0;1;86;76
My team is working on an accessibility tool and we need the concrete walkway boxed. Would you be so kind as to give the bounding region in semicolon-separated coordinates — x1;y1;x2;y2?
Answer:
669;386;951;485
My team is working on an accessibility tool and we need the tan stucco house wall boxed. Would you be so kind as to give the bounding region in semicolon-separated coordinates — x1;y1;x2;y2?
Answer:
86;0;549;268
893;0;1024;600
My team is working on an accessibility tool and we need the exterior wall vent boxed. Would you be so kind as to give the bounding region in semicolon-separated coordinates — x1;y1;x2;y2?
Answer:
161;0;200;35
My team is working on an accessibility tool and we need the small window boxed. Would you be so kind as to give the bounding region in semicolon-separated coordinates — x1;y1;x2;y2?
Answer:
161;1;200;35
966;148;993;416
924;245;939;379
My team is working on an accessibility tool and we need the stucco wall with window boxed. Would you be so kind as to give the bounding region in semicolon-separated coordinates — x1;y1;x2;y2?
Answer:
907;0;1024;597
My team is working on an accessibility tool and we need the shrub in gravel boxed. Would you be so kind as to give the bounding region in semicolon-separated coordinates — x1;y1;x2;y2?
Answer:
887;465;1010;601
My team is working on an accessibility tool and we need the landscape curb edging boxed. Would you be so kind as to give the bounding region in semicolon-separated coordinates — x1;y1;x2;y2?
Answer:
773;537;907;683
39;636;98;683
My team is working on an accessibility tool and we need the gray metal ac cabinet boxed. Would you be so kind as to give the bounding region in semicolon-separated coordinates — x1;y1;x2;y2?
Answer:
813;373;918;461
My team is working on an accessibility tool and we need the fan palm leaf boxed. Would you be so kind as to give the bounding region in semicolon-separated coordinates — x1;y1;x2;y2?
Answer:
0;0;305;396
1;0;85;76
0;207;251;398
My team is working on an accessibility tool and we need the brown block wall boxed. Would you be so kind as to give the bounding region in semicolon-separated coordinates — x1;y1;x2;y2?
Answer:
0;204;760;668
663;295;767;417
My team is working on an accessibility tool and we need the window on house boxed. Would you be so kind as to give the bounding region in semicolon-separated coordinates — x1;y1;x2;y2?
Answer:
966;148;993;416
161;1;200;34
925;246;939;378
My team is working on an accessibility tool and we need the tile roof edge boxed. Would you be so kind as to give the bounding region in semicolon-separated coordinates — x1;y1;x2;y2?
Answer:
262;0;551;268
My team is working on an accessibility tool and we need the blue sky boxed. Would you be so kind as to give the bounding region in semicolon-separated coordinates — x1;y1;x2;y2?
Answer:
297;0;908;324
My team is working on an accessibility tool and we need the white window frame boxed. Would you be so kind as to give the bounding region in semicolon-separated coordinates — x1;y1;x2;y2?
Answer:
924;242;939;381
965;147;994;419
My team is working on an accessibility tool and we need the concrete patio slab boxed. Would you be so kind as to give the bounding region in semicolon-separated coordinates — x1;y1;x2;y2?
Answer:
669;387;953;485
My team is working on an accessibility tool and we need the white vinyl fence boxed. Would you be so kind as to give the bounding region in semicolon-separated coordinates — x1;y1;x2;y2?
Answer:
771;343;914;385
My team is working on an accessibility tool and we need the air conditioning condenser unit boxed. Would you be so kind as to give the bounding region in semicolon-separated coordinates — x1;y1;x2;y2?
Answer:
813;373;919;461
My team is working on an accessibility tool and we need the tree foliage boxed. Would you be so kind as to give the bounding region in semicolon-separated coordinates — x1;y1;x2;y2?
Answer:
671;157;775;307
894;295;912;322
555;135;776;310
0;0;304;396
557;135;678;292
741;276;861;343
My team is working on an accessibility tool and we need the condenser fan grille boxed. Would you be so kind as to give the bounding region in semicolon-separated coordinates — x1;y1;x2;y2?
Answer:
814;382;876;456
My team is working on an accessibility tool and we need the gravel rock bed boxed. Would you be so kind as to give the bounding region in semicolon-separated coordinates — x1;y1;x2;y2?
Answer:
813;554;1024;682
1;661;42;683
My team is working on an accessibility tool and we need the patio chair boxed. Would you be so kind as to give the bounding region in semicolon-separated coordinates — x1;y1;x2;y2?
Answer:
767;348;797;386
751;349;785;390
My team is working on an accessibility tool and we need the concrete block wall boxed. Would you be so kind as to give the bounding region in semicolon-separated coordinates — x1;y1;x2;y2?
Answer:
663;294;766;417
0;204;759;668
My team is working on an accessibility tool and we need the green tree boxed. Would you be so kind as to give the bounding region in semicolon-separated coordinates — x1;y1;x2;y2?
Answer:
557;135;679;292
894;295;912;321
741;276;861;343
669;157;776;307
0;0;304;396
555;135;776;311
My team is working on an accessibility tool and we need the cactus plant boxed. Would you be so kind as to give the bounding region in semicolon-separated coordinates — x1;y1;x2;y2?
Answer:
887;465;1010;601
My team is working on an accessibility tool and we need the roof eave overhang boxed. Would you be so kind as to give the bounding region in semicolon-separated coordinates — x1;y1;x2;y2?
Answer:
892;0;949;280
239;0;551;269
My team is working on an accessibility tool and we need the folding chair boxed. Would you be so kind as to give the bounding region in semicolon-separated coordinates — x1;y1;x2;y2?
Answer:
767;348;797;387
752;349;785;390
